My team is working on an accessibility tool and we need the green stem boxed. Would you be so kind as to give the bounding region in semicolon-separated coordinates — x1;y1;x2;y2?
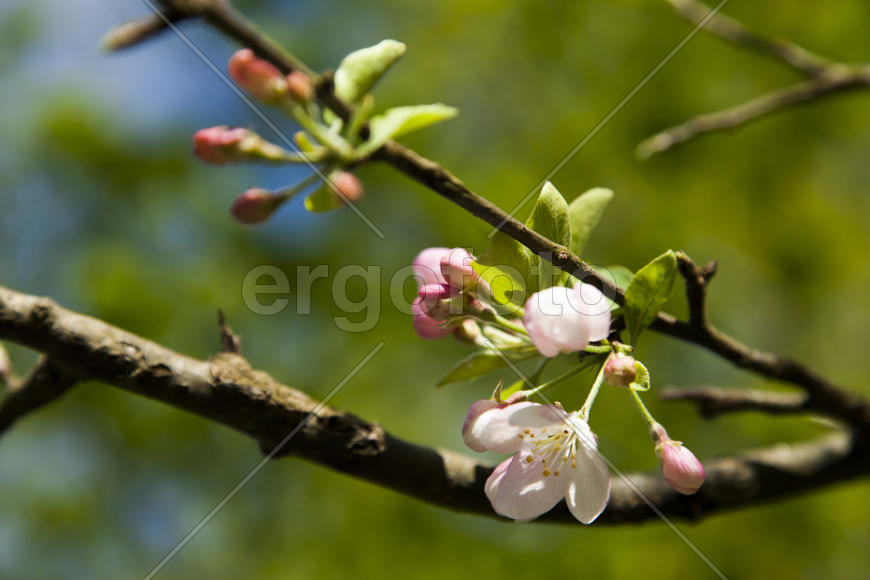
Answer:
629;387;657;428
579;353;612;421
282;102;354;161
524;360;595;401
276;171;323;199
583;343;611;354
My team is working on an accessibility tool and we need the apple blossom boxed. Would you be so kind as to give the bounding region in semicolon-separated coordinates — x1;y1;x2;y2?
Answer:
523;283;611;357
230;188;283;225
463;400;611;523
603;354;637;387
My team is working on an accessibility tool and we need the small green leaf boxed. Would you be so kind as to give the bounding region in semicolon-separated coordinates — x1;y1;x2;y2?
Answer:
629;361;651;392
472;262;527;313
624;250;678;346
474;229;535;311
526;182;571;290
437;347;538;386
359;104;458;155
567;187;614;256
304;186;342;213
334;39;406;103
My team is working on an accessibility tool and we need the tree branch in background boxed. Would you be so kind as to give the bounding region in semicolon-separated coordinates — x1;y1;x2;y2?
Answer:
660;386;808;418
0;355;78;433
636;0;870;158
1;284;868;523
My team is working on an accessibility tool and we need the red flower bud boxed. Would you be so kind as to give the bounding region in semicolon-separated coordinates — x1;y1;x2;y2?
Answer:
331;171;364;204
286;70;314;104
193;126;251;165
228;49;288;103
230;188;283;225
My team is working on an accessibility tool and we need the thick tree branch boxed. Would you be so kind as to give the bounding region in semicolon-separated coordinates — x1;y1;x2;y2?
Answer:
102;0;870;436
637;1;870;157
660;386;808;418
0;284;867;523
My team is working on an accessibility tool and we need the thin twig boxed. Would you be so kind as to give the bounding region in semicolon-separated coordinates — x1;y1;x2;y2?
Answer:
661;386;808;418
666;0;834;75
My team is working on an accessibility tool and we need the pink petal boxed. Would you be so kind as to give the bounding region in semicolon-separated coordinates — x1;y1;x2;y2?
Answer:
524;287;591;356
411;300;451;339
573;283;611;341
413;247;450;287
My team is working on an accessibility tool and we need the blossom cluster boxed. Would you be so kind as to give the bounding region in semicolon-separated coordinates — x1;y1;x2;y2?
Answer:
411;246;706;524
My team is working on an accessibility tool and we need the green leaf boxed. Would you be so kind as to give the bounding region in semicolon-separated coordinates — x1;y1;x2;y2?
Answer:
624;250;678;346
567;187;614;256
527;182;571;248
334;39;406;103
592;265;634;290
629;361;651;392
525;182;571;291
360;104;458;155
474;229;535;311
437;347;538;386
304;186;342;213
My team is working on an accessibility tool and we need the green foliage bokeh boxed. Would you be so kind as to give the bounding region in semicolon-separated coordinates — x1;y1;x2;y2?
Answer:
2;0;870;578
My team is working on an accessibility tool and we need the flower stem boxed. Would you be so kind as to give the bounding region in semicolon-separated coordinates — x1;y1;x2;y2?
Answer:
276;171;323;200
629;387;657;428
579;353;613;421
524;360;596;400
282;102;354;161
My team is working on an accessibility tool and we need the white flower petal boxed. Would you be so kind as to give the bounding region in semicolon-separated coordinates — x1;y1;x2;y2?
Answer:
488;450;570;521
573;283;611;341
461;399;500;452
477;402;565;454
565;444;611;524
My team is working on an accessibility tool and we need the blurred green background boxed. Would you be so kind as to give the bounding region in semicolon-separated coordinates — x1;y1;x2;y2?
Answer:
2;0;870;578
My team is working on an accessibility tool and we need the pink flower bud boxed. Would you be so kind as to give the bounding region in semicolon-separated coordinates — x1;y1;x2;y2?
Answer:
440;247;477;290
416;283;452;320
228;49;288;103
413;247;450;287
652;423;706;495
411;299;452;340
230;188;283;225
331;171;364;204
193;126;250;165
286;70;314;104
603;354;637;387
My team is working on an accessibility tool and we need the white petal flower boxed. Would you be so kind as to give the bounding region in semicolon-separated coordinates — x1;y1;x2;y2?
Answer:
464;400;611;523
523;283;611;358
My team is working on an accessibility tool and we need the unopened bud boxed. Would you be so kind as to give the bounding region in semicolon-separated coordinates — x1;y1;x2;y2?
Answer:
417;283;454;321
228;49;288;103
604;354;637;387
652;423;706;495
230;188;283;225
331;171;363;204
193;126;251;165
440;247;477;290
453;318;483;345
286;70;314;104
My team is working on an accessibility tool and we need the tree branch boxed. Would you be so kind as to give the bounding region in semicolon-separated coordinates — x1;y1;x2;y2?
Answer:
0;355;78;433
101;0;870;436
637;1;870;157
660;386;808;418
0;284;867;523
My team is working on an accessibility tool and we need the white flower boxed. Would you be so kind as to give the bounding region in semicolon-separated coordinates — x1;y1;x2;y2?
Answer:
462;400;611;523
523;283;611;357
